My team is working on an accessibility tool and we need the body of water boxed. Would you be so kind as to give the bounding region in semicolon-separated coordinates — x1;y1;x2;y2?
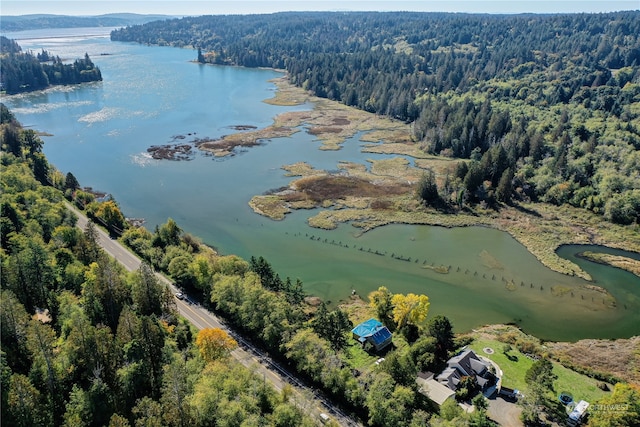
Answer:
3;28;640;341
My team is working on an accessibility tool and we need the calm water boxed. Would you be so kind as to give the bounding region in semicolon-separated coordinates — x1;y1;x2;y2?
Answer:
3;28;640;341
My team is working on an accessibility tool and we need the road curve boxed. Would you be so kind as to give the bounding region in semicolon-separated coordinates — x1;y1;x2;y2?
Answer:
67;203;360;427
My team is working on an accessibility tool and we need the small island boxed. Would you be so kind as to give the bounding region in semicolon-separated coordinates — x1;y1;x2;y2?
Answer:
0;36;102;94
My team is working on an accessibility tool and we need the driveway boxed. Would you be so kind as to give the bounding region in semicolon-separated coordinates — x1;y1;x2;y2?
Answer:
488;396;523;427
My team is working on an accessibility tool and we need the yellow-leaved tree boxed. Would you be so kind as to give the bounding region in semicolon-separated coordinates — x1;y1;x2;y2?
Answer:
195;328;238;363
391;293;430;330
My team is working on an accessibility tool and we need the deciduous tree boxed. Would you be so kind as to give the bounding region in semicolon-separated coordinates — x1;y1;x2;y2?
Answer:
195;328;237;363
391;293;430;330
588;382;640;427
368;286;395;329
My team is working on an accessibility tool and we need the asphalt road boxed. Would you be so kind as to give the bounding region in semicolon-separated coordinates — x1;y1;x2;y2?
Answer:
68;203;360;426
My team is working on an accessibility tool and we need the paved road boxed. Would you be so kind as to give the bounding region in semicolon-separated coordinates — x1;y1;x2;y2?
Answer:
68;203;360;427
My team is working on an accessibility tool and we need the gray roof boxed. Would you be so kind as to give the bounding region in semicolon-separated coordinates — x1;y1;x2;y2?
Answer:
417;377;456;406
450;349;489;376
436;349;494;391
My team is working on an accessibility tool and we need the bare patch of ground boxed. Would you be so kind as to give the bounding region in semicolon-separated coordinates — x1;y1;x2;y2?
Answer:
488;396;523;427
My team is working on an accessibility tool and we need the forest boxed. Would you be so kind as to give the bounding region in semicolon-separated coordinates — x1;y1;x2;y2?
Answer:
0;36;102;94
0;104;321;427
111;11;640;225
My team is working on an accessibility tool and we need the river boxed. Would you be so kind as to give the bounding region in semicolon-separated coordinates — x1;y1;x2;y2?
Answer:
3;27;639;341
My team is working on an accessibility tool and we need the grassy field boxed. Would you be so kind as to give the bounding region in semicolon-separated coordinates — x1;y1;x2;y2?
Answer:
468;338;609;403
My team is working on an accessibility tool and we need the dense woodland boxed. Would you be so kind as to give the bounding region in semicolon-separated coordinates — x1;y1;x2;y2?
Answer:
112;11;640;224
0;36;102;94
0;105;318;427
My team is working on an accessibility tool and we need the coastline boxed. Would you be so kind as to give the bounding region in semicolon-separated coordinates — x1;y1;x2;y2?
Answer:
215;76;640;281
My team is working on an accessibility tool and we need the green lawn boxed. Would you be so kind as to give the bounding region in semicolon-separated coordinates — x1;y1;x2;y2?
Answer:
344;341;378;369
343;334;411;371
469;338;609;403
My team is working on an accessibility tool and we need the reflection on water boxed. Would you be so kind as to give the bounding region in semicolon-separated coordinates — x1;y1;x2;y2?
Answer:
3;28;639;341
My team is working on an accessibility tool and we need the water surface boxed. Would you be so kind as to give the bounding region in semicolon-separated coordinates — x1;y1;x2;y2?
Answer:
4;28;639;341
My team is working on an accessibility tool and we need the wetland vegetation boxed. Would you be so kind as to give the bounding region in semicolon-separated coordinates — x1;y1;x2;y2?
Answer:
113;12;640;280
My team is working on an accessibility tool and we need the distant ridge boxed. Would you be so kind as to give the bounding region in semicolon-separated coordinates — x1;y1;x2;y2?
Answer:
0;13;175;32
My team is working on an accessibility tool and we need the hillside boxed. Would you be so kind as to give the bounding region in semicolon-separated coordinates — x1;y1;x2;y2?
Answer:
0;13;173;32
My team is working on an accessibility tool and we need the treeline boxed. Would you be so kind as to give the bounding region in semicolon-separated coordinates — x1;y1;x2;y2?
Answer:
413;95;640;226
0;105;317;427
110;11;640;120
0;15;131;32
0;36;102;94
111;11;640;225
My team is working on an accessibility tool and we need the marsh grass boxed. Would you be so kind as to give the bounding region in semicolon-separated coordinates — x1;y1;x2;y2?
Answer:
423;264;450;274
248;195;290;220
244;78;640;280
577;251;640;278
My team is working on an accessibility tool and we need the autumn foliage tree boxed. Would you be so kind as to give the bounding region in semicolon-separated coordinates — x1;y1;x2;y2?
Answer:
391;293;430;330
588;382;640;427
88;199;127;233
195;328;238;363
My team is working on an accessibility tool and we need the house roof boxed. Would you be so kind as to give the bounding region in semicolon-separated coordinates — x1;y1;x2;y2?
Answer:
437;349;496;391
417;377;456;406
470;358;488;375
437;367;462;390
351;318;383;338
369;326;392;346
450;349;488;377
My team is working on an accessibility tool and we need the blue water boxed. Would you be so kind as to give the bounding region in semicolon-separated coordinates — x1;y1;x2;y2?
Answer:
3;28;639;341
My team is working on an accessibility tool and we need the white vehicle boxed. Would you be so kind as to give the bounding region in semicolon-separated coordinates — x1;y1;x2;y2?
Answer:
175;292;185;300
319;413;331;424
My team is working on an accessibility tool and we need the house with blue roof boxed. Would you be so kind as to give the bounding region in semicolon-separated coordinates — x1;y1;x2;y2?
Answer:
351;318;393;352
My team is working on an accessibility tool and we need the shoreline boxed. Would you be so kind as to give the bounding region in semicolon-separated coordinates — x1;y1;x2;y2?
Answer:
232;76;640;280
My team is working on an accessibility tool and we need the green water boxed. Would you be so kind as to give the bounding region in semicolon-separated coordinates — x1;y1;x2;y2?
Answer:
4;28;639;341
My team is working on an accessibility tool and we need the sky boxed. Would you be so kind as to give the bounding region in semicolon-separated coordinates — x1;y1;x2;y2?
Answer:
1;1;639;17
